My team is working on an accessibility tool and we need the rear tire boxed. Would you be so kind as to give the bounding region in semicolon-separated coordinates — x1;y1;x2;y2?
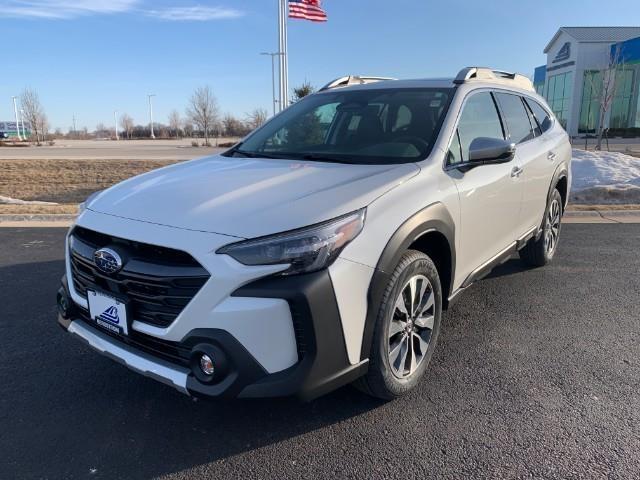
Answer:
519;188;563;267
355;250;442;400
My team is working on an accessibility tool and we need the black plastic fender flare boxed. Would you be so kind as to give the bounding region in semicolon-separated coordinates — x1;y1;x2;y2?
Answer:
359;202;456;361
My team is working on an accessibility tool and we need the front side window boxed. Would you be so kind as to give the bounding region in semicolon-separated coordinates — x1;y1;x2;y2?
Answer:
495;93;535;144
448;92;504;164
230;88;453;165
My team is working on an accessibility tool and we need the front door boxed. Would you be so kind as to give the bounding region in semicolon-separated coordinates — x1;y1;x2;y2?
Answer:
446;91;524;283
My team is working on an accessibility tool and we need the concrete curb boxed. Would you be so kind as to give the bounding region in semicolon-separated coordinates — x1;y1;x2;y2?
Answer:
0;214;77;222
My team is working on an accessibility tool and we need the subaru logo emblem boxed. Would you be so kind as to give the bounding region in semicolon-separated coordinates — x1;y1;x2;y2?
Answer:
94;248;123;274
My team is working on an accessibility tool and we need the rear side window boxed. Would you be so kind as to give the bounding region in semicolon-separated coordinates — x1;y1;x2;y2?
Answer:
525;98;553;133
495;93;535;144
450;92;504;163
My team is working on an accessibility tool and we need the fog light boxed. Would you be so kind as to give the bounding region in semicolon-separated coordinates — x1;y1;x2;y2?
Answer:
57;288;72;319
199;354;215;376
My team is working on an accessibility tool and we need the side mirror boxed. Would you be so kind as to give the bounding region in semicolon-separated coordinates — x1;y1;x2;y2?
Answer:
468;137;515;165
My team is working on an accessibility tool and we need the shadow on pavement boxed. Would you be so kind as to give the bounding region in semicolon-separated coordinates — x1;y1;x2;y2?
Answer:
485;257;530;279
0;259;385;479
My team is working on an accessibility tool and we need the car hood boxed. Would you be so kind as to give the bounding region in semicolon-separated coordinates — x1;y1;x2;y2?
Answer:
88;155;419;238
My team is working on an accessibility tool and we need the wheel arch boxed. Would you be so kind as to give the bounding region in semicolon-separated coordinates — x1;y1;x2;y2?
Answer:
359;202;456;361
549;163;569;210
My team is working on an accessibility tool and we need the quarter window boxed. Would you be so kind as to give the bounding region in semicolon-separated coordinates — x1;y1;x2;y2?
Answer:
449;92;504;164
495;93;535;144
523;100;542;137
525;98;553;133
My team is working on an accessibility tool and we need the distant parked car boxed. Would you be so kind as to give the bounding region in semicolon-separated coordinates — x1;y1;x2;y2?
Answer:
0;132;8;139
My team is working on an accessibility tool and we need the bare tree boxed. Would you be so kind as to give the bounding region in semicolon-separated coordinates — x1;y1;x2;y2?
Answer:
168;110;181;138
186;86;220;145
588;45;626;150
223;113;250;137
20;88;46;144
182;120;194;138
120;113;134;139
245;108;269;131
38;113;49;141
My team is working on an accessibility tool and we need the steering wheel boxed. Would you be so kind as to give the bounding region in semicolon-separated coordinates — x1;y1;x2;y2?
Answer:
393;136;430;154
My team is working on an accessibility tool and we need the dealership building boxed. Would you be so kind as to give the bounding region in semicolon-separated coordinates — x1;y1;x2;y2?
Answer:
0;121;31;138
534;26;640;136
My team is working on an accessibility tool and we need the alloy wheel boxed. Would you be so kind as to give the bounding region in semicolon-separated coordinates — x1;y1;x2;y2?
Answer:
387;275;435;379
544;198;561;255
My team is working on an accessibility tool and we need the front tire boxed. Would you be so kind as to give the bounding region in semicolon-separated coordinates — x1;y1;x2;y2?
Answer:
356;250;442;400
519;188;563;267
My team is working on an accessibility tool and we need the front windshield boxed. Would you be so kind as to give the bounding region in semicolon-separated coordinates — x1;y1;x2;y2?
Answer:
227;87;454;165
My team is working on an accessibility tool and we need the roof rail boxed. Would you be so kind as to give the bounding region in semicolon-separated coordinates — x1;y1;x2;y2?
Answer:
454;67;534;91
320;75;396;91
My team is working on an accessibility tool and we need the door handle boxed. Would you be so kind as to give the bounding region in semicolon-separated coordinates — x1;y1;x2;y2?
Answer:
511;166;524;178
547;151;557;161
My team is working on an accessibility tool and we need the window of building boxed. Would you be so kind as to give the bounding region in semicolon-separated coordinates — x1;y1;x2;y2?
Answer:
495;93;536;144
545;72;573;128
610;69;635;129
579;70;602;133
448;92;504;164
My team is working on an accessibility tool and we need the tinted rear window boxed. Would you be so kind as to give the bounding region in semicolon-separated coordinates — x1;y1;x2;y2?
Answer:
495;93;535;144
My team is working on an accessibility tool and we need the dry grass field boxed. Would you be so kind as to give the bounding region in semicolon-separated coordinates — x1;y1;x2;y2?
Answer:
0;158;180;205
1;156;638;216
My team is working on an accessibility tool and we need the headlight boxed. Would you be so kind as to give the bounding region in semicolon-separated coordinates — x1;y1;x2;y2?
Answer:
78;190;103;215
217;209;366;276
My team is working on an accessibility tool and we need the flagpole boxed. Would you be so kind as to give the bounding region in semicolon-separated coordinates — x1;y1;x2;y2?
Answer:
278;0;288;112
283;1;289;110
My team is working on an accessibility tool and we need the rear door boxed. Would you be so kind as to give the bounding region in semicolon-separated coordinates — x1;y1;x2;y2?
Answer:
494;92;548;235
446;91;524;282
524;98;568;216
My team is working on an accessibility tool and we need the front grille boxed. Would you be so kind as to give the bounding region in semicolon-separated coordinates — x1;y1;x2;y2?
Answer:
69;226;210;329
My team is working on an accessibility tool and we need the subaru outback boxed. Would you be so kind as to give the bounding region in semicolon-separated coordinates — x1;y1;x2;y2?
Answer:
57;67;571;400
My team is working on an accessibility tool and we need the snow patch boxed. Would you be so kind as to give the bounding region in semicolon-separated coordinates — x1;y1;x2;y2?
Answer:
0;195;58;205
570;149;640;204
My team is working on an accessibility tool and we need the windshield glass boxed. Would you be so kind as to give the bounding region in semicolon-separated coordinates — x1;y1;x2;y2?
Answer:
226;87;454;165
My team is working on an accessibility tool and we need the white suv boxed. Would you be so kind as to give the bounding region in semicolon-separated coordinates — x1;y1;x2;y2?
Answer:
57;67;571;400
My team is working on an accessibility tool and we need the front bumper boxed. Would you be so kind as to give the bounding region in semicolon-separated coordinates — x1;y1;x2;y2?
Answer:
58;269;368;400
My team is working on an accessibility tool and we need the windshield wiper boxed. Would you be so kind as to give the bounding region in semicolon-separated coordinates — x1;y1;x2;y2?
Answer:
231;149;279;159
301;153;354;164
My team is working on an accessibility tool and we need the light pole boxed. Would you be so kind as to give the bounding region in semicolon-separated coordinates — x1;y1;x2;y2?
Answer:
72;115;77;136
11;96;22;141
260;52;284;116
20;109;26;139
148;94;156;139
114;111;119;140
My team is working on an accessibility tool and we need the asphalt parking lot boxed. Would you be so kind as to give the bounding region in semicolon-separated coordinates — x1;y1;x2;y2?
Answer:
1;225;639;479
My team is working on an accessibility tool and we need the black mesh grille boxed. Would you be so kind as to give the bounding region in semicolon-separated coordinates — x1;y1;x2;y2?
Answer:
69;226;210;329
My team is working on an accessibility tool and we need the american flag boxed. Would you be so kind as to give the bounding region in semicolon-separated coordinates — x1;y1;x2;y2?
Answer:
288;0;328;22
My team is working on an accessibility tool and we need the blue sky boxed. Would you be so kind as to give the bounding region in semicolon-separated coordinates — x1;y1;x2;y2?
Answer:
0;0;637;131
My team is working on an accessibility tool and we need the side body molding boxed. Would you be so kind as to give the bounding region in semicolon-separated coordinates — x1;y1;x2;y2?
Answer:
359;202;456;361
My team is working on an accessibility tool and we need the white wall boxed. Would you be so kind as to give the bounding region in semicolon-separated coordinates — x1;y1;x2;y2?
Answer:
543;31;616;136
